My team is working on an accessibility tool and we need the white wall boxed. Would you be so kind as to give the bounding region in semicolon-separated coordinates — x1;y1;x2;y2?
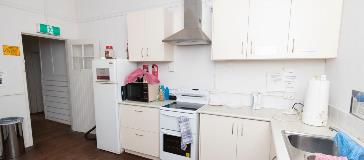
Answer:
0;0;79;147
326;0;364;140
326;0;364;113
78;0;326;109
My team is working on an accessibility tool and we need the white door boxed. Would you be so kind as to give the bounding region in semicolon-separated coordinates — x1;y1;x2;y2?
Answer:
288;0;343;58
40;39;72;125
127;10;146;61
200;114;238;160
247;0;291;59
236;119;271;160
67;40;99;132
212;0;250;60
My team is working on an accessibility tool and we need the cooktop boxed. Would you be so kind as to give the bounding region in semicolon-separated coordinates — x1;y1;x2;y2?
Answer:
163;102;205;111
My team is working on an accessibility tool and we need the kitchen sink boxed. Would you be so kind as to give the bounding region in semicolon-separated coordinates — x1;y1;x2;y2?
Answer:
282;131;339;160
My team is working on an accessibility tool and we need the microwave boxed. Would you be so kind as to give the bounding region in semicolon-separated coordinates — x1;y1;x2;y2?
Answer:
122;83;159;102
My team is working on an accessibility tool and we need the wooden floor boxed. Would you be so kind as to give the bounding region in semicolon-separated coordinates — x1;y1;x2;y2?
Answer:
20;114;149;160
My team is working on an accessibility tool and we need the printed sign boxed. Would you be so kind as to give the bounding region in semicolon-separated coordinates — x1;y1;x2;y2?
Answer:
2;45;20;56
37;23;61;36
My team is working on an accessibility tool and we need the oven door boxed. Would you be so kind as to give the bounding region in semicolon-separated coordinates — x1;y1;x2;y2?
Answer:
160;129;198;160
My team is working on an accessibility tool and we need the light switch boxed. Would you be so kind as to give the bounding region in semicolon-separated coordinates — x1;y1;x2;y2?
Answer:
168;62;175;72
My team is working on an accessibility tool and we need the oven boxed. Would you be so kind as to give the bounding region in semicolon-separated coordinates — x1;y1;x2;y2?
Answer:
160;109;199;160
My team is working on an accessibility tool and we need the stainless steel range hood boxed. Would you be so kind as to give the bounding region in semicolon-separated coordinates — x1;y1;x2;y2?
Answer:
162;0;211;46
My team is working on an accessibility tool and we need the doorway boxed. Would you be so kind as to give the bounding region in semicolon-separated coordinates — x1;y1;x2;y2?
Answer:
22;35;72;126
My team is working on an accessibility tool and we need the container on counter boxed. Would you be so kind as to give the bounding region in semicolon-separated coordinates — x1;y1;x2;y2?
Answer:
105;45;114;59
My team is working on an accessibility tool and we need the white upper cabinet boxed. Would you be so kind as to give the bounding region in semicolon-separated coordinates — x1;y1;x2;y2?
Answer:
127;8;174;62
247;0;291;59
212;0;343;60
288;0;343;58
211;0;249;60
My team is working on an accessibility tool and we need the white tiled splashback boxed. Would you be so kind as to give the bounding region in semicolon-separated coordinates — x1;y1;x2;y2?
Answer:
329;106;364;143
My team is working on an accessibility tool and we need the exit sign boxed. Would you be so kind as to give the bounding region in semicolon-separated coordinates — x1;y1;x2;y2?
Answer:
37;23;60;36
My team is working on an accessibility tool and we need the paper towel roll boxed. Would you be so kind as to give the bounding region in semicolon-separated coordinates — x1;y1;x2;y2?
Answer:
302;76;330;126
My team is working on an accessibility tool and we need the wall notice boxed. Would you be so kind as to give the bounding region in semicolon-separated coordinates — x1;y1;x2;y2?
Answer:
3;45;21;56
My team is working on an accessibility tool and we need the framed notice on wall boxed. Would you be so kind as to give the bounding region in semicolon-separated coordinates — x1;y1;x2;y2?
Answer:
350;90;364;120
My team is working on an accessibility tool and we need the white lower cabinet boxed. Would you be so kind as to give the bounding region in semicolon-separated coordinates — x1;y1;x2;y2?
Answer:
119;104;160;157
200;114;271;160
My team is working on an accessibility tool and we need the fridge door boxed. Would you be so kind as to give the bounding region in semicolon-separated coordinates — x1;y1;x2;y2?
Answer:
93;82;121;154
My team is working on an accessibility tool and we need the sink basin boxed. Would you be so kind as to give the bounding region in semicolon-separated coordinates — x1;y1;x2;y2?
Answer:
288;134;338;155
282;131;339;159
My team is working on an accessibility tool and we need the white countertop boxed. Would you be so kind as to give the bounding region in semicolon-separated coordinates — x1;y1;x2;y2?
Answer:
197;105;335;160
119;100;175;108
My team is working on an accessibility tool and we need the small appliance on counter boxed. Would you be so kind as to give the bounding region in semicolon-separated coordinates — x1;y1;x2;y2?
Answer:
123;82;159;102
160;89;208;160
302;75;330;127
92;59;136;154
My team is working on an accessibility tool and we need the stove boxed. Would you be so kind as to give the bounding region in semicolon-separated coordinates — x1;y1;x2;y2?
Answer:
162;102;205;112
159;89;208;160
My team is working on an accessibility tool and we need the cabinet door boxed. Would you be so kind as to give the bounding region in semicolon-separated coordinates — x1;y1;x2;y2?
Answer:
127;10;146;61
200;114;238;160
212;0;249;60
288;0;343;58
144;8;166;61
236;119;271;160
247;0;291;59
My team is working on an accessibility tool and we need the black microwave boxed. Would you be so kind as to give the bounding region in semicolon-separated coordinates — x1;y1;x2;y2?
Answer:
122;83;159;102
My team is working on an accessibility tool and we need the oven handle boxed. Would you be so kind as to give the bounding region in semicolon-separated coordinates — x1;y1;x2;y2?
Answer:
160;129;182;137
160;112;194;119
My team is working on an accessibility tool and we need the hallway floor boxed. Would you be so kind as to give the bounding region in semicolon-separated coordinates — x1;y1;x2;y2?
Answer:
20;114;149;160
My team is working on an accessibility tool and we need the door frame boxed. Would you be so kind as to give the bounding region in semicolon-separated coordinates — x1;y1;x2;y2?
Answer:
20;32;72;123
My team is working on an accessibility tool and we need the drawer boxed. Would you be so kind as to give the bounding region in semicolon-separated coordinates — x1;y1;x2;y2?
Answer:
160;110;198;134
121;127;159;157
120;104;159;132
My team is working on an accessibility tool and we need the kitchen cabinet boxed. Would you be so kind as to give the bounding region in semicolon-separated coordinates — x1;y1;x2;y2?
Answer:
200;114;271;160
119;104;160;157
211;0;343;60
127;7;174;62
246;0;291;59
287;0;343;58
211;0;249;60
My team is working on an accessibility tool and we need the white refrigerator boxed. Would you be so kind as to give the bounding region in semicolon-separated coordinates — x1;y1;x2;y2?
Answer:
92;59;136;154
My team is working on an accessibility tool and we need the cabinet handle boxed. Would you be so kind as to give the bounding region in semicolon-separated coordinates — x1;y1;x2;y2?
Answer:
241;41;244;55
291;39;295;53
141;48;144;58
134;110;143;113
146;48;149;57
240;124;244;136
250;41;253;54
232;122;235;135
135;134;144;137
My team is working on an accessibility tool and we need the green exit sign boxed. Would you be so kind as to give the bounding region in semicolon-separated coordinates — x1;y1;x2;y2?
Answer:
37;23;60;36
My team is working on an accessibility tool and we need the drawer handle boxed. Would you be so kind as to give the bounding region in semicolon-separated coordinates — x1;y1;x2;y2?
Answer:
134;110;143;113
135;134;144;137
